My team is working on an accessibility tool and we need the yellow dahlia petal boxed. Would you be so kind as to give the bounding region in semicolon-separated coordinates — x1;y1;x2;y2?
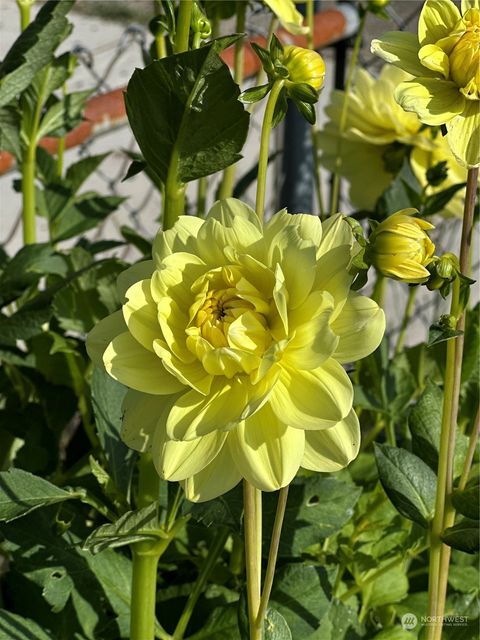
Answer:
284;293;338;369
395;78;465;125
153;339;212;395
121;389;167;452
418;0;461;47
116;260;154;300
182;445;242;502
153;215;203;265
86;310;126;368
263;0;308;35
153;428;227;481
269;360;353;430
446;99;480;167
462;0;479;12
103;332;184;395
302;410;360;472
314;245;353;320
228;404;305;492
332;294;385;364
318;214;353;253
371;32;437;77
418;44;450;78
166;378;250;441
123;279;159;352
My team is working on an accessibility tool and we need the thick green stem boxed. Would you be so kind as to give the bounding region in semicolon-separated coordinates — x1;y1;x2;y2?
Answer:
173;528;228;639
255;80;284;221
244;481;262;640
428;166;478;640
218;0;247;200
163;147;186;230
329;10;366;215
22;144;37;244
427;278;460;637
254;486;289;635
130;541;163;640
371;273;386;308
175;0;193;54
17;0;33;31
394;286;418;356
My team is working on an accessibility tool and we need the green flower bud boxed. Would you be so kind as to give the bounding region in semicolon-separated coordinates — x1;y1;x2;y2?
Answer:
282;45;326;91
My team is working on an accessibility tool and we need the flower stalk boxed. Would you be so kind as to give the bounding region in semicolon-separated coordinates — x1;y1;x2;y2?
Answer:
256;79;285;221
244;481;262;640
330;9;367;215
427;166;478;640
174;0;193;54
218;0;247;199
130;540;164;640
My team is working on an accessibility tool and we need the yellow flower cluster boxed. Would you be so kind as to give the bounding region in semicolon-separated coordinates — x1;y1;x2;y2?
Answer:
87;200;385;502
372;0;480;167
317;64;467;214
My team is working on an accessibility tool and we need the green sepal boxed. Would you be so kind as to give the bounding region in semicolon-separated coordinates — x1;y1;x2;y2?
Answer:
287;81;318;104
293;98;316;125
239;83;271;104
271;86;288;128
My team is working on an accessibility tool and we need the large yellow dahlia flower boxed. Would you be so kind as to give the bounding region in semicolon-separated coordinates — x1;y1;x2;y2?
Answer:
87;199;385;502
317;65;467;214
371;0;480;168
263;0;308;35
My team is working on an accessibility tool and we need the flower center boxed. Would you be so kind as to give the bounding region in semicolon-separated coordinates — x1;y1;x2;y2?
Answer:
450;9;480;99
194;288;253;348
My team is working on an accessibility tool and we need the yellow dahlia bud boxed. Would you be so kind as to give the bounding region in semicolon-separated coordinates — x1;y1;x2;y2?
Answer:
368;210;435;283
283;45;326;91
449;16;480;100
368;0;390;9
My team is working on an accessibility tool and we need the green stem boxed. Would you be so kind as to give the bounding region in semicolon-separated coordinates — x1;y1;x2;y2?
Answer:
385;417;396;447
197;176;207;216
175;0;193;54
426;277;460;639
163;147;186;231
371;273;386;308
255;79;285;221
254;486;289;635
306;0;325;219
394;286;418;356
16;0;32;31
329;10;366;215
218;0;247;200
130;541;163;640
428;166;478;640
137;453;161;509
244;480;262;640
22;144;37;244
172;528;228;639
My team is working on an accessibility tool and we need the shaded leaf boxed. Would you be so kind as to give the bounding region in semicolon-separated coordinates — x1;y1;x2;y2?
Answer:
0;468;79;522
442;518;479;554
374;444;437;527
125;36;249;184
452;484;480;521
0;610;54;639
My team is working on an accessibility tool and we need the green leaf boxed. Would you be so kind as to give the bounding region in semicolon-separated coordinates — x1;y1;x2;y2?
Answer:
0;306;51;347
369;565;409;607
452;484;480;520
0;1;73;108
187;605;240;640
122;158;147;182
91;367;135;498
83;503;164;554
121;225;153;256
50;194;125;242
408;381;470;477
0;610;54;639
374;443;437;527
423;182;466;216
0;468;79;522
0;243;67;306
124;36;249;184
65;153;109;193
448;565;479;593
0;106;21;158
442;518;479;554
184;484;243;533
376;158;422;216
270;564;332;638
42;567;74;613
36;147;57;183
263;475;362;557
428;322;463;347
239;83;271;104
264;608;292;640
37;89;91;139
373;628;413;640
